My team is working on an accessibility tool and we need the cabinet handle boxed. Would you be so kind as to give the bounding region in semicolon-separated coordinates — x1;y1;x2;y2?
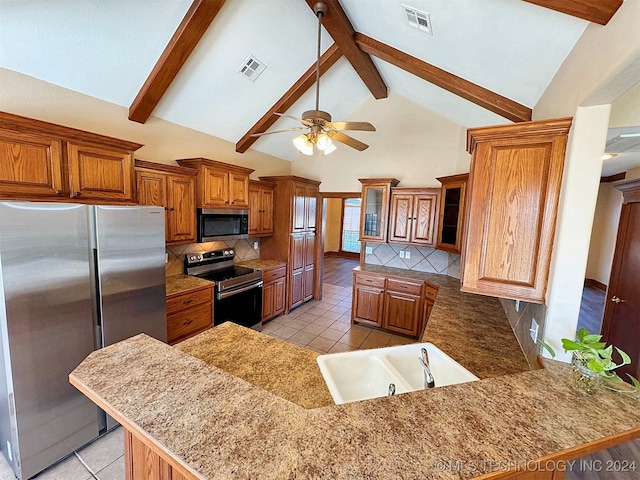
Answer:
183;299;193;305
183;319;194;326
611;296;626;303
225;201;229;204
400;285;407;289
55;189;63;195
366;279;372;283
164;207;168;211
169;207;175;211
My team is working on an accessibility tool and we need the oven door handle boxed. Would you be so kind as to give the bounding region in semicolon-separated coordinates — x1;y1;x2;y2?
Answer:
217;281;263;300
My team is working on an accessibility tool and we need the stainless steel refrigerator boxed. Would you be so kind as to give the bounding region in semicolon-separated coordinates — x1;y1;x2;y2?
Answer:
0;202;167;479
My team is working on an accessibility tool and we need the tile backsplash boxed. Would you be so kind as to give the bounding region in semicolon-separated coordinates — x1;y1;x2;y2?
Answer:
364;242;460;278
165;239;260;276
500;298;546;370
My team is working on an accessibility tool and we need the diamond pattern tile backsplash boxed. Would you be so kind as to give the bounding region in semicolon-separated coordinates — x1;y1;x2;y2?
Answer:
165;239;259;276
364;242;460;278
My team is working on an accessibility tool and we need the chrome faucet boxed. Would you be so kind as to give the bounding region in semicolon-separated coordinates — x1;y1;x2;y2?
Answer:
419;347;435;389
388;383;396;396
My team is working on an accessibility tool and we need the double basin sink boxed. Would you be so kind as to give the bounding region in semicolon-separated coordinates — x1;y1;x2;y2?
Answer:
317;343;479;404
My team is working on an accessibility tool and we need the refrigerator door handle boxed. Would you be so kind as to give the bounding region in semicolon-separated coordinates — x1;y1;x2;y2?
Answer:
89;247;104;350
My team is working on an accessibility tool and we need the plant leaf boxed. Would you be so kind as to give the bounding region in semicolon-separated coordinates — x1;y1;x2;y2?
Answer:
576;327;589;342
628;375;640;390
587;359;604;372
615;347;632;366
583;334;603;344
600;345;613;359
562;339;582;351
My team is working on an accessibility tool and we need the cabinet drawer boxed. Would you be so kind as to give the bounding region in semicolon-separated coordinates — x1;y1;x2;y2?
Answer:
355;273;385;288
167;303;212;344
263;266;286;283
387;278;422;295
166;287;212;315
424;284;438;300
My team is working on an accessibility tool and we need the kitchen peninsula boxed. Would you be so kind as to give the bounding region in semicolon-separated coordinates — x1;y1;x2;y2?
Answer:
71;325;640;480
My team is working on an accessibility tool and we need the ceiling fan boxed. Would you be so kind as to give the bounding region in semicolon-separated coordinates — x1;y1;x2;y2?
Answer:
251;2;375;155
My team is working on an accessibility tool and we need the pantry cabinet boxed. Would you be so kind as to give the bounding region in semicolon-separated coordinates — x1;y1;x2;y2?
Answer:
436;173;468;254
135;160;198;245
0;111;141;203
461;118;572;303
248;180;274;237
259;176;321;312
176;158;253;208
352;269;438;338
388;188;440;247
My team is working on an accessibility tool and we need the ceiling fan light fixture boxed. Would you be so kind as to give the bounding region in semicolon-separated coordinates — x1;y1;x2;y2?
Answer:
321;142;337;155
316;133;333;151
293;134;314;156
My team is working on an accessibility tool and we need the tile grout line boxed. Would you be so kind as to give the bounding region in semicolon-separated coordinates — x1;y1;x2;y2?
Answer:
73;452;99;480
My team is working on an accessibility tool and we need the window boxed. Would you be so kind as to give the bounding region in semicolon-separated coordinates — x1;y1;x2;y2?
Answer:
341;198;361;253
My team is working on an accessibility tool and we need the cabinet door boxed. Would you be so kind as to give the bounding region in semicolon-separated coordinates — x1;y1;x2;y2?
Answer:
303;266;315;301
383;291;421;337
293;184;306;231
261;188;274;234
304;233;315;268
353;285;385;327
248;185;261;235
167;175;196;244
202;166;228;206
67;142;134;202
273;278;286;316
462;132;567;302
290;234;305;271
229;172;248;207
136;170;166;207
436;174;468;254
0;130;65;199
290;270;304;309
412;193;439;246
359;181;396;242
262;281;274;321
167;302;212;345
307;186;318;230
388;193;413;243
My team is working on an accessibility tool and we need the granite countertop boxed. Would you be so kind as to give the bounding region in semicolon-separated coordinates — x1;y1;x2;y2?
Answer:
165;274;214;297
355;265;531;379
176;323;333;409
237;259;287;270
71;327;640;480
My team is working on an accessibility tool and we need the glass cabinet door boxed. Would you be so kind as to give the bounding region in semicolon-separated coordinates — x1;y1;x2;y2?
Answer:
358;179;399;243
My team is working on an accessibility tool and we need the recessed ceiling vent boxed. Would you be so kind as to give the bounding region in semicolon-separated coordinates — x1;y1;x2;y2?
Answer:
238;55;266;82
605;132;640;153
402;4;432;35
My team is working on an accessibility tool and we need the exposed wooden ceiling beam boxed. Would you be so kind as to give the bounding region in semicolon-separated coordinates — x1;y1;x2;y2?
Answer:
601;172;626;183
355;33;532;123
128;0;226;124
522;0;623;26
235;43;343;154
304;0;387;99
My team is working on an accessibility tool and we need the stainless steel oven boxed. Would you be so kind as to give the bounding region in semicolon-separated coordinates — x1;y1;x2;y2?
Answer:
185;248;262;331
197;208;249;242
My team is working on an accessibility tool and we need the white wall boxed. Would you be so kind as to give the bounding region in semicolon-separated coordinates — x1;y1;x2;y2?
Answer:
536;0;640;360
291;92;471;191
585;184;623;285
0;68;291;177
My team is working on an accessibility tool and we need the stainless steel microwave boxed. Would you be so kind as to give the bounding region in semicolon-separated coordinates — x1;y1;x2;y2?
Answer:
197;208;249;242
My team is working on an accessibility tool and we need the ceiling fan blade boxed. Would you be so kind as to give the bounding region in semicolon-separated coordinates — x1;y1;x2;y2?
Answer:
274;112;315;127
326;121;376;132
250;127;306;137
327;131;369;151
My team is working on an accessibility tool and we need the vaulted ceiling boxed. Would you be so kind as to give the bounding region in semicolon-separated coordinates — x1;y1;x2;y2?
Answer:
1;0;622;162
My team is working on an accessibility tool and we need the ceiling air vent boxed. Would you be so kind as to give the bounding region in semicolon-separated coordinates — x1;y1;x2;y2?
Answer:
402;5;432;35
238;55;266;82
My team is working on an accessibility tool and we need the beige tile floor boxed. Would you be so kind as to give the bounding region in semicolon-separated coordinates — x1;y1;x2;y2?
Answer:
0;283;413;480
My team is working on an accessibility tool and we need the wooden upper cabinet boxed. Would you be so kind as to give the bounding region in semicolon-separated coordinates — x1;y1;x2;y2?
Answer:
436;174;469;254
461;117;572;303
0;112;142;203
388;188;440;246
359;178;399;242
68;142;134;202
135;160;198;245
248;180;274;237
292;183;318;232
0;130;65;199
175;158;254;209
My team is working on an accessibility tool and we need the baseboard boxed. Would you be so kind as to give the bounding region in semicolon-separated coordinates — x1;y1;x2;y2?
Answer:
324;251;360;259
584;278;607;292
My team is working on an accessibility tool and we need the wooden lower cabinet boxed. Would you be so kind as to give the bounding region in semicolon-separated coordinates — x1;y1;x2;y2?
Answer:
352;269;437;338
125;429;195;480
262;265;286;322
289;233;315;310
166;285;213;345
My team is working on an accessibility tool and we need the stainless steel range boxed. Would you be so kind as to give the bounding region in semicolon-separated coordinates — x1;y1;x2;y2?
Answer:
185;249;263;331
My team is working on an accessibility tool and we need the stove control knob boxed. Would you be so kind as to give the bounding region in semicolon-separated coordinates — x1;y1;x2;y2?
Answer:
228;249;234;255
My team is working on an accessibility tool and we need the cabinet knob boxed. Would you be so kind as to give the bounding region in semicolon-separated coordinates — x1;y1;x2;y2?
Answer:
169;207;175;211
225;201;229;204
231;201;235;205
55;189;63;195
75;192;81;196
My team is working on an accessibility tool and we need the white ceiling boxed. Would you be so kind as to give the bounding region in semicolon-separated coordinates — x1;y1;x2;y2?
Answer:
0;0;589;161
